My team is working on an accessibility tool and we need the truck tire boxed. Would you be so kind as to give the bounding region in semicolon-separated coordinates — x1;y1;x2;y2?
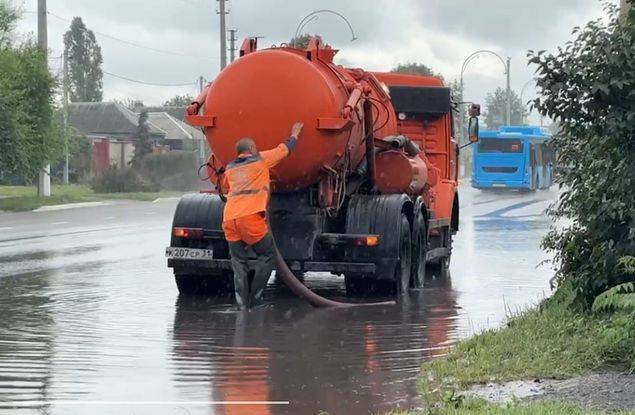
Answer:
410;206;427;288
394;214;412;294
428;227;452;280
170;193;234;296
175;273;233;296
344;195;413;297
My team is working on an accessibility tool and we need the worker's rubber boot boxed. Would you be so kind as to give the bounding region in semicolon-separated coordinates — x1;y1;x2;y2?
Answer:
229;241;251;309
248;235;275;307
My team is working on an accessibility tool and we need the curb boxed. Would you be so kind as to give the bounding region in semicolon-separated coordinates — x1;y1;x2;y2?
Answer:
33;201;113;212
152;197;181;203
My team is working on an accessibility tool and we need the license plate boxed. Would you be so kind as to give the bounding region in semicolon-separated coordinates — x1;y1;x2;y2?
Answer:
165;247;214;260
492;183;507;187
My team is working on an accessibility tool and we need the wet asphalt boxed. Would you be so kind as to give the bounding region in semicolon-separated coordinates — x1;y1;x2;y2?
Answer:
0;184;558;415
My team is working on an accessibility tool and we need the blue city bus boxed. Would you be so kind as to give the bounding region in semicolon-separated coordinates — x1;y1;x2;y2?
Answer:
472;126;554;190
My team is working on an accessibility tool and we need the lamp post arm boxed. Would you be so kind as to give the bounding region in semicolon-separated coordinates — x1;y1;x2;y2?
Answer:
293;9;357;44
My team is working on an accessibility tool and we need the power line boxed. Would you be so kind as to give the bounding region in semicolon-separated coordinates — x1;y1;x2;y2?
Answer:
46;10;218;62
103;70;196;87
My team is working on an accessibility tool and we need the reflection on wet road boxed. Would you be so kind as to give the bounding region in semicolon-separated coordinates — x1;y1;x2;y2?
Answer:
0;186;557;414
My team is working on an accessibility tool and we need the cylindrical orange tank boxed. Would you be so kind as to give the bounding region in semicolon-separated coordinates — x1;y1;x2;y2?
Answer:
202;40;374;192
374;151;428;194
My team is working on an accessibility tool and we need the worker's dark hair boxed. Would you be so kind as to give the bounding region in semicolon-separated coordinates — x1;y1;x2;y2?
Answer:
235;137;256;155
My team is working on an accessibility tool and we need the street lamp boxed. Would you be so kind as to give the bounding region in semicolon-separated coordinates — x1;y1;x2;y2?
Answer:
459;50;511;139
296;15;319;37
293;10;357;46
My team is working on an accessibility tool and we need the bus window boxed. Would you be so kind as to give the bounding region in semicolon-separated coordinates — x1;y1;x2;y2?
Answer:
478;138;523;153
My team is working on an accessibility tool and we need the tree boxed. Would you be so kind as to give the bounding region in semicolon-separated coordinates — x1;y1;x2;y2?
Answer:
162;94;194;107
529;3;635;308
391;62;435;77
483;87;528;129
289;33;314;48
0;0;19;47
130;110;152;167
63;17;103;102
0;3;64;184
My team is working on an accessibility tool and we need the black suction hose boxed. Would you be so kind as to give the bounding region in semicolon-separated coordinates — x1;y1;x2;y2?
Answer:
268;218;396;308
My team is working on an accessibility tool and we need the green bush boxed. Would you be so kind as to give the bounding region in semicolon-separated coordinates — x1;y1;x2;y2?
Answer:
529;4;635;308
0;38;64;183
592;256;635;313
91;166;158;193
137;151;201;191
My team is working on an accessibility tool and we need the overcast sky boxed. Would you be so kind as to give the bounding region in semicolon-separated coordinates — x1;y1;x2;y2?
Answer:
15;0;616;124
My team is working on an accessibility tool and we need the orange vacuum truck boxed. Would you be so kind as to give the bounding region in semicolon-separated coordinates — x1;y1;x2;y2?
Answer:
166;36;480;298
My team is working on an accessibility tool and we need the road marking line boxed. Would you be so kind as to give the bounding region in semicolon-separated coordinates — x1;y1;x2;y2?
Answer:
152;197;181;203
4;400;290;407
0;227;12;231
50;221;68;225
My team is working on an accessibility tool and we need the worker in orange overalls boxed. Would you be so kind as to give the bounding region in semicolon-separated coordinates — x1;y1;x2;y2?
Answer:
222;122;303;309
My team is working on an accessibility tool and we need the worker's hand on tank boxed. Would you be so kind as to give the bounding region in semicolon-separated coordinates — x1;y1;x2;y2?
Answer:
291;122;304;139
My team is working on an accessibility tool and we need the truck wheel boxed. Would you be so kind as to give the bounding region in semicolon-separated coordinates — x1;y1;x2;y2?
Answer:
428;228;452;280
345;194;414;297
431;257;450;279
175;272;234;296
170;193;234;296
394;214;412;294
356;213;412;296
410;209;427;288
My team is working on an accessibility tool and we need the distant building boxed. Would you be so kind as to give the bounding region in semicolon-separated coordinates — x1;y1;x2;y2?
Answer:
146;111;205;151
67;102;205;174
143;105;188;122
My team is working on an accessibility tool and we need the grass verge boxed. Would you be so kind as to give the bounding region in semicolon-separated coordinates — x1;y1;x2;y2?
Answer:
0;185;184;212
400;302;635;414
389;399;632;414
425;303;634;388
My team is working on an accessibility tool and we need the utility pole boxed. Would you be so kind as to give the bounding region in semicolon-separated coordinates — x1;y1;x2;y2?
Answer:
505;57;511;126
228;29;237;63
62;50;69;184
217;0;228;70
37;0;51;196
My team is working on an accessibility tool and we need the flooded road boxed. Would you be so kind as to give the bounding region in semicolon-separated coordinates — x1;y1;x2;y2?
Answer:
0;185;557;414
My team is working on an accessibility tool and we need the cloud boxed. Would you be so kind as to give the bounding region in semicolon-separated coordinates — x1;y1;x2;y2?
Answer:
15;0;615;122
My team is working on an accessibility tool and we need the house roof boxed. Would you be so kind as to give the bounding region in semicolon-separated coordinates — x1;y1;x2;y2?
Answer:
147;112;204;141
143;106;187;122
68;102;165;139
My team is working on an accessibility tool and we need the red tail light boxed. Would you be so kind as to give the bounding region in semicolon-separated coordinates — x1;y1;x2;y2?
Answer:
173;227;204;239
